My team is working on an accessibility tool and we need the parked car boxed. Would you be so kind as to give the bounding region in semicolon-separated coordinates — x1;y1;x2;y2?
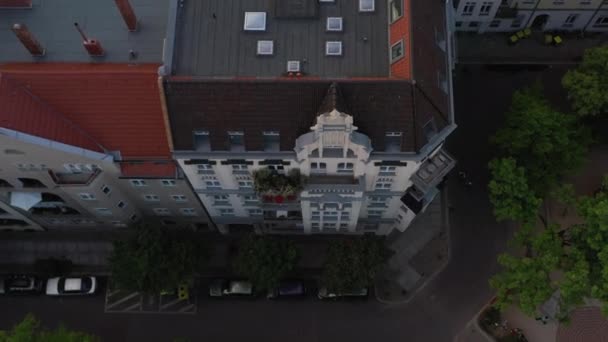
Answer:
209;279;254;297
267;280;307;299
0;275;43;295
45;276;96;296
317;287;369;300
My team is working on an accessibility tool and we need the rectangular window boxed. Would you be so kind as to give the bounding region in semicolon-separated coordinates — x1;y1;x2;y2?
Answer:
359;0;375;12
228;131;244;151
379;166;397;174
369;196;387;205
171;195;188;202
143;194;160;202
205;180;221;189
489;19;501;27
563;14;578;27
385;132;402;152
390;40;404;63
479;2;492;15
193;131;210;151
213;195;230;206
232;164;249;173
263;131;280;151
153;208;171;216
594;17;608;27
243;195;258;205
244;12;266;31
337;163;354;173
219;208;234;216
197;164;214;174
180;208;197;216
79;193;96;201
95;208;112;216
462;2;475;15
375;182;392;190
326;17;343;31
368;210;384;218
389;0;403;22
130;179;147;187
161;179;177;187
248;209;263;216
325;41;343;56
238;181;253;189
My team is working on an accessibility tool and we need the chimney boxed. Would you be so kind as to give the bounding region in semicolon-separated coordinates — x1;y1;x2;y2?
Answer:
114;0;138;31
74;22;104;57
12;24;45;56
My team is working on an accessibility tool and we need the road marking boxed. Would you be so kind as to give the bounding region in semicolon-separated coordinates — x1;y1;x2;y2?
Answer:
160;297;183;310
179;304;196;313
105;292;140;310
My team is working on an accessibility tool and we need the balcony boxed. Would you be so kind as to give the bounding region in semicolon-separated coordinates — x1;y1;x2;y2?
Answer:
410;149;456;194
49;169;100;186
305;175;365;194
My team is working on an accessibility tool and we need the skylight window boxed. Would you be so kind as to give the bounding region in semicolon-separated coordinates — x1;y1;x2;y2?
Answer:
326;17;343;31
287;60;301;72
244;12;267;31
257;40;274;55
359;0;375;12
325;41;343;56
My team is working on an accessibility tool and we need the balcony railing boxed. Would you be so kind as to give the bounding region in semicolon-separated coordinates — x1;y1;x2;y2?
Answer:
49;169;100;186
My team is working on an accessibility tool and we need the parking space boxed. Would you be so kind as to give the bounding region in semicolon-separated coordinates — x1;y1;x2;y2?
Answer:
104;283;196;315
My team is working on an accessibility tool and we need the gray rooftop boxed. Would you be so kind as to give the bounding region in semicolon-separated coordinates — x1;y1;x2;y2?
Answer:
0;0;169;63
173;0;389;77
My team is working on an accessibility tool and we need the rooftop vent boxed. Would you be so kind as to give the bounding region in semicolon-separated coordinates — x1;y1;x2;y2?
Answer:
274;0;319;19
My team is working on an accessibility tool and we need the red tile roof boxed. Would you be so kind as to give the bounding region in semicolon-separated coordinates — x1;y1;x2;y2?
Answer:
0;63;171;159
0;73;106;153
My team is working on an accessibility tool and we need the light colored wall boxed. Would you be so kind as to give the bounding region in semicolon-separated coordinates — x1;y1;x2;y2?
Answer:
455;0;502;21
536;0;602;9
528;9;596;30
587;9;608;30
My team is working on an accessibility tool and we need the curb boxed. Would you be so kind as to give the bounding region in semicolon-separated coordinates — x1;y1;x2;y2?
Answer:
374;186;452;305
454;297;497;342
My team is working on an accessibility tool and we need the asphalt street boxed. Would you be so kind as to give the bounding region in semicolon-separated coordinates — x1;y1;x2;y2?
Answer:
0;65;571;342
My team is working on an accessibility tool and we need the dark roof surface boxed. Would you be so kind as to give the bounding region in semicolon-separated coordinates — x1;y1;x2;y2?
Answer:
165;79;448;153
0;63;172;159
173;0;389;77
0;0;169;63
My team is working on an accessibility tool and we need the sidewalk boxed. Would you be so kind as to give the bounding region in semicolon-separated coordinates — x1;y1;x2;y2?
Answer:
456;32;608;64
375;188;449;304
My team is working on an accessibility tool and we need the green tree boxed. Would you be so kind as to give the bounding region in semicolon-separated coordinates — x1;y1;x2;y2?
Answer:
490;226;562;316
562;45;608;117
321;236;391;293
232;235;299;291
0;314;99;342
492;85;591;195
488;157;542;223
109;224;208;293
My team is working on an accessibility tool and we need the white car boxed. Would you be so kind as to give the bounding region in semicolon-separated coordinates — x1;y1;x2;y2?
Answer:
45;276;97;296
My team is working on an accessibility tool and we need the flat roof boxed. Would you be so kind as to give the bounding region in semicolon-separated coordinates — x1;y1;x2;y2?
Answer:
173;0;390;77
0;0;169;63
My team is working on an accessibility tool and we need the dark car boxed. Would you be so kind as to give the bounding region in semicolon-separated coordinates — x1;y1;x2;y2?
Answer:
208;279;254;297
0;275;44;294
267;280;307;299
317;287;369;300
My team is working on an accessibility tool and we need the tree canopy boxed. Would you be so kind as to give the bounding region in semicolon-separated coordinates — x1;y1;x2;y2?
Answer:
562;45;608;117
491;85;591;195
491;176;608;318
321;236;391;293
0;314;99;342
232;235;299;291
109;224;209;293
488;157;542;223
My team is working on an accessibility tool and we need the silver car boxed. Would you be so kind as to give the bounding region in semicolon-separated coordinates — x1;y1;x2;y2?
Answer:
209;279;254;297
